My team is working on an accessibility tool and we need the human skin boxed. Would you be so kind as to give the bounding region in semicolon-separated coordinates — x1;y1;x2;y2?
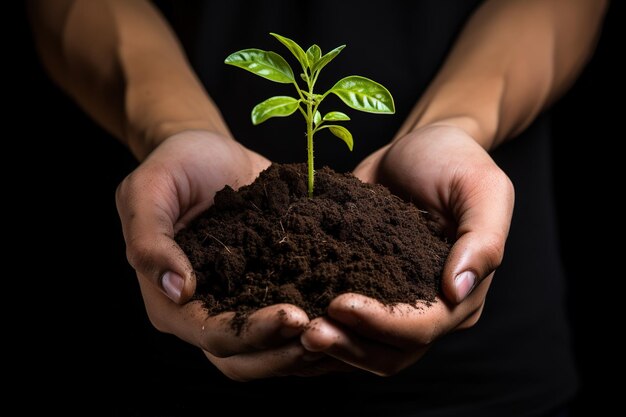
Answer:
29;0;606;379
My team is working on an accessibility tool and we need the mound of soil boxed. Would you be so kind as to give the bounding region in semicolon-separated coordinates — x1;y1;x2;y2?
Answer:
176;163;450;326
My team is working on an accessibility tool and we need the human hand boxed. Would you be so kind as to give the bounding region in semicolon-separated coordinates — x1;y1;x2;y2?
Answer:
300;124;514;375
116;130;345;380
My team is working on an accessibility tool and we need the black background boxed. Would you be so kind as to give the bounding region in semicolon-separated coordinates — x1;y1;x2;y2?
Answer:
18;2;621;415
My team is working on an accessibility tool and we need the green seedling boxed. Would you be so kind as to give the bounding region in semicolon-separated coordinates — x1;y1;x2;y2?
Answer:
225;33;395;197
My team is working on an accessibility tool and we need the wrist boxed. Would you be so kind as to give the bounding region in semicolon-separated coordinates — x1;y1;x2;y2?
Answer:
412;116;493;150
124;73;231;160
128;119;231;161
401;76;506;151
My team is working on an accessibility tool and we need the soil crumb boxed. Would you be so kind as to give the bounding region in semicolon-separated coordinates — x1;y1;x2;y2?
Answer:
176;163;450;329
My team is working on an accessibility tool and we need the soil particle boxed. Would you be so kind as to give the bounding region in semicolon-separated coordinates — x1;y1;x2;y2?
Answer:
176;164;450;329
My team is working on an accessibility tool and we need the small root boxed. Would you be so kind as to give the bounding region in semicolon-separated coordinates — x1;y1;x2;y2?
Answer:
278;220;288;243
204;233;232;254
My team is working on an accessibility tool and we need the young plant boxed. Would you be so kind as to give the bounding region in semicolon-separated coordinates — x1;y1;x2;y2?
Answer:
225;33;395;197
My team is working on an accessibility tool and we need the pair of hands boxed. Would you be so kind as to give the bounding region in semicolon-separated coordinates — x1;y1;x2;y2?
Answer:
116;126;514;381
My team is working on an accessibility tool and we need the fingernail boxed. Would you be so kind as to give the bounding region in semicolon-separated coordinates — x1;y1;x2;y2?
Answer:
162;271;184;302
300;335;315;352
454;271;477;302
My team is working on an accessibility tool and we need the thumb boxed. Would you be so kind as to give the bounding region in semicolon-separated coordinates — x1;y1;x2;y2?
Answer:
442;172;514;304
116;170;196;304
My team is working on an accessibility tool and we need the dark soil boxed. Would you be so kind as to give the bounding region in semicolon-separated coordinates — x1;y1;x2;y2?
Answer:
176;163;450;328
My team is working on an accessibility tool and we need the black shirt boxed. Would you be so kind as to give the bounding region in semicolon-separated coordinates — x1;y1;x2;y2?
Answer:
131;1;578;416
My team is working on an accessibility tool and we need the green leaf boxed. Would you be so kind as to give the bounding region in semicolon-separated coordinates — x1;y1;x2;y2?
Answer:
225;49;294;84
325;125;353;151
328;76;395;113
323;111;350;121
312;45;345;73
270;33;308;69
300;73;308;82
251;96;300;125
306;44;322;67
314;111;322;127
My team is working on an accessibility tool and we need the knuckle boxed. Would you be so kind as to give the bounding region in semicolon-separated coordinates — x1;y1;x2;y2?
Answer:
501;172;515;198
116;166;162;211
482;235;505;270
125;237;155;275
487;166;514;196
115;171;140;206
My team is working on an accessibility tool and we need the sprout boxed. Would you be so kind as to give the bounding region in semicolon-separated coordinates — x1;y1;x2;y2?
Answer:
225;33;395;197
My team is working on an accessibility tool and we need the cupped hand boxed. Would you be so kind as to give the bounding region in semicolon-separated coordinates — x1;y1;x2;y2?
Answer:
301;124;515;376
116;130;345;380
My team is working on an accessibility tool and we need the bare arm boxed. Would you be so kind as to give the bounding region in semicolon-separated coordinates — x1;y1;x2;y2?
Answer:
317;0;608;376
28;0;229;160
397;0;608;149
29;0;336;381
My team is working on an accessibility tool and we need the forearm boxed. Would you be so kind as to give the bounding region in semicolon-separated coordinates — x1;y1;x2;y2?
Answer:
28;0;229;160
398;0;607;150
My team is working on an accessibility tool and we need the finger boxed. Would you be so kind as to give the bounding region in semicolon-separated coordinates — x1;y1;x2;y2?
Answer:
442;169;514;303
202;304;310;357
325;281;491;349
370;131;514;304
205;341;331;381
137;277;309;357
456;298;486;330
116;165;196;304
301;318;428;377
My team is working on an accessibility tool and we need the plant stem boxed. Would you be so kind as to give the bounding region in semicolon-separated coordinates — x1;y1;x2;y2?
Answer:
306;97;314;198
299;69;319;198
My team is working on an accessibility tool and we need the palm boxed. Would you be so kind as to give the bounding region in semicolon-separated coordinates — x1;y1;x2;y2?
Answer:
117;130;350;380
299;125;515;376
140;131;270;232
